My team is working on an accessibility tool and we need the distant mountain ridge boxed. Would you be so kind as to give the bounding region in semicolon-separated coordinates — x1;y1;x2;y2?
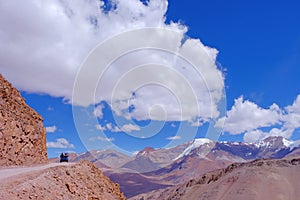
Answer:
130;157;300;200
66;136;300;198
69;136;300;173
73;149;133;169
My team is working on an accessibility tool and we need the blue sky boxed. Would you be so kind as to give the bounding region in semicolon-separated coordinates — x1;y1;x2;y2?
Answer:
1;0;300;157
167;0;300;106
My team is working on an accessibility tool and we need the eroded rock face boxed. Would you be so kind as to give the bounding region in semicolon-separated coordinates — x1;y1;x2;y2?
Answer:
0;74;47;166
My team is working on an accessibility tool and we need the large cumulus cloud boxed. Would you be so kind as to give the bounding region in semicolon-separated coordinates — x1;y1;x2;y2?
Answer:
0;0;225;123
216;95;300;142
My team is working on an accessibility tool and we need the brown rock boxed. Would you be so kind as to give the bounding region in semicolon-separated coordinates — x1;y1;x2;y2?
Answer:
0;161;126;200
0;73;47;166
66;182;75;194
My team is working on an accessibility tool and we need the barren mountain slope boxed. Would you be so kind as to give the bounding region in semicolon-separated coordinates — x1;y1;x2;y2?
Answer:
0;160;126;200
121;143;190;173
74;149;133;169
131;157;300;200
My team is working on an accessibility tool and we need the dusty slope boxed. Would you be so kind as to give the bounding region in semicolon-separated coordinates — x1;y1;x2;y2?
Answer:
131;157;300;200
107;170;171;198
0;160;126;200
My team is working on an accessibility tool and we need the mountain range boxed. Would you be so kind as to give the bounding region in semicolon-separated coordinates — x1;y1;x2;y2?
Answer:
131;157;300;200
63;136;300;198
1;72;299;199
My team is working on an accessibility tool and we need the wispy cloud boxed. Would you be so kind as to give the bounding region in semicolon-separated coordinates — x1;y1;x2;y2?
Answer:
93;104;104;118
47;138;75;149
191;120;204;127
95;123;140;133
89;136;115;142
170;123;176;128
167;135;181;140
45;125;57;133
47;106;54;111
95;124;106;131
95;123;121;132
120;124;141;132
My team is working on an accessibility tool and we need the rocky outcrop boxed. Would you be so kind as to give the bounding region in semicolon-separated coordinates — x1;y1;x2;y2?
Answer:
0;161;126;200
0;74;47;166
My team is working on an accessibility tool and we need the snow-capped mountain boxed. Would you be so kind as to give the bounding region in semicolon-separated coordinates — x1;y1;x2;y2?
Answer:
68;136;300;198
70;136;300;173
213;136;300;160
158;136;300;166
282;138;300;150
174;138;213;160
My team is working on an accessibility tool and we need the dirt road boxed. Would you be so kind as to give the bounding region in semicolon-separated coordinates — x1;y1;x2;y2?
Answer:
0;162;74;181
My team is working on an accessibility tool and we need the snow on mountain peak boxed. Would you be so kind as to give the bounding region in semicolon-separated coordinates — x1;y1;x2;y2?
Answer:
174;138;213;160
254;137;300;150
282;138;300;150
255;140;270;148
193;138;213;146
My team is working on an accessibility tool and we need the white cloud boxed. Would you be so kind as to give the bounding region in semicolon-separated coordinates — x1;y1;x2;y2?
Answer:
95;123;140;133
284;95;300;129
95;123;120;132
191;120;204;127
120;124;141;132
47;106;54;111
244;128;294;143
0;0;225;123
267;128;294;139
284;113;300;130
45;125;57;133
286;95;300;113
95;124;106;131
89;136;115;142
47;138;75;149
167;135;181;140
106;123;122;132
216;97;282;134
221;95;300;143
243;130;264;143
93;104;104;118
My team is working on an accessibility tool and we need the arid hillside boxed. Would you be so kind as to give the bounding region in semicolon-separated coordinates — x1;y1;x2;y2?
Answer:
0;160;126;200
131;157;300;200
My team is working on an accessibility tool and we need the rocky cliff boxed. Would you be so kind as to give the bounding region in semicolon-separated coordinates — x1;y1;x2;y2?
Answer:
0;74;47;166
